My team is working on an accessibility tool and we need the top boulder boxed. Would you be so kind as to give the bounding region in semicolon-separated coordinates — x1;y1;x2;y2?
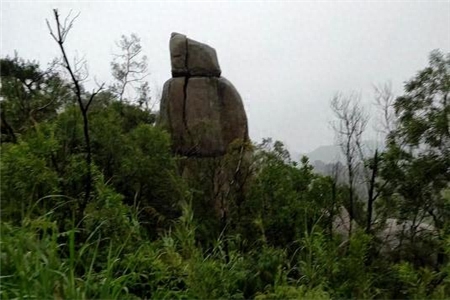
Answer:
170;32;221;77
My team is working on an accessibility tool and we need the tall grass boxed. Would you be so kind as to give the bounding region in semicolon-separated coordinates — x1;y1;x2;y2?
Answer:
0;200;329;299
2;200;446;299
0;215;142;299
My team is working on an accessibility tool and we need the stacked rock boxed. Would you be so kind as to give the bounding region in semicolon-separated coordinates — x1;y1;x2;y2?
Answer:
159;33;249;157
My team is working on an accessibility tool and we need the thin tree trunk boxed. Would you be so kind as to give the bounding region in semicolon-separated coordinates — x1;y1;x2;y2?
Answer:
47;9;104;224
366;149;379;234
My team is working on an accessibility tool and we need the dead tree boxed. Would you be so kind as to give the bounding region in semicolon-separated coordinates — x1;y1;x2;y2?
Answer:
374;81;396;136
331;92;368;236
47;9;104;223
361;82;397;233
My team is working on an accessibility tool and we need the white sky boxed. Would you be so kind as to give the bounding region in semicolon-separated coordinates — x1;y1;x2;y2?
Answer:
1;1;449;153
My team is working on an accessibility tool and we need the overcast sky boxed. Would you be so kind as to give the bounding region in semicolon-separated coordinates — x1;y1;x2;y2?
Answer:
2;1;449;153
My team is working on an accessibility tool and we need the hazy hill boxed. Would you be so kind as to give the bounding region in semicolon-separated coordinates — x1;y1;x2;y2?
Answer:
292;140;385;165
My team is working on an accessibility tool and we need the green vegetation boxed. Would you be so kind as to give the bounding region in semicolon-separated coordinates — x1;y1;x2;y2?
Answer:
1;14;449;299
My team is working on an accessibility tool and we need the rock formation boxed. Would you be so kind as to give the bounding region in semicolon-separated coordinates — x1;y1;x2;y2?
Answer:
333;207;437;264
159;33;248;157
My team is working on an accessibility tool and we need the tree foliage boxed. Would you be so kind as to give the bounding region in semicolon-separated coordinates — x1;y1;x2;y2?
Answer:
378;50;450;267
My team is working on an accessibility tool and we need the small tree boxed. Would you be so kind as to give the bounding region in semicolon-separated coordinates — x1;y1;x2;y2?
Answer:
0;55;70;141
47;9;104;222
330;92;368;236
110;34;150;107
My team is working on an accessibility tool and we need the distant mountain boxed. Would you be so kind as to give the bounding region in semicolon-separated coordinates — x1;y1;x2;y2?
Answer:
292;140;386;165
296;140;386;200
306;144;343;164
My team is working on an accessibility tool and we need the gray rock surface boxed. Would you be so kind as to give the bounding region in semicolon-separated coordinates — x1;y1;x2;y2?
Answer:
169;33;188;77
170;32;222;77
160;33;248;157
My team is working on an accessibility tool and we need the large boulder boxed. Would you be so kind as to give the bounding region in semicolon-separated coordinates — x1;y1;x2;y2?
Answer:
160;33;248;157
170;32;222;77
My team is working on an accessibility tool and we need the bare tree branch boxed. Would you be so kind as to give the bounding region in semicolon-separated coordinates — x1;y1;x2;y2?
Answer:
47;9;103;224
110;33;150;104
330;92;369;236
374;81;396;135
86;83;105;111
